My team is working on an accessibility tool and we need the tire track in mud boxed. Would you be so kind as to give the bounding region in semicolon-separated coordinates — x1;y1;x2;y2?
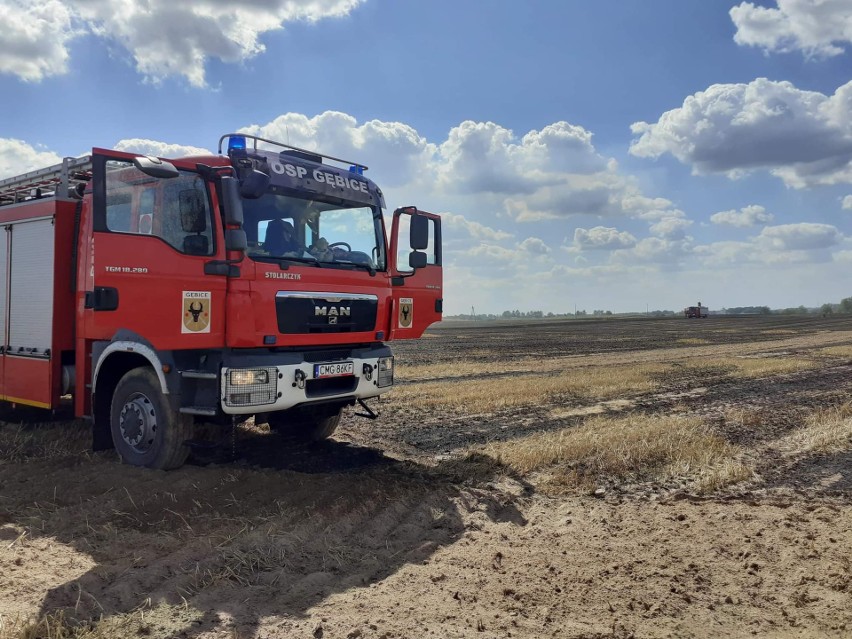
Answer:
2;451;528;637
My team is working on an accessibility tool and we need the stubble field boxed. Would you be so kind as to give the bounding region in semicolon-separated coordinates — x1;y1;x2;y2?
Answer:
1;314;851;638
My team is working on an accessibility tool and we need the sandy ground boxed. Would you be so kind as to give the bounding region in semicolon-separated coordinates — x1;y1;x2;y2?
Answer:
1;315;851;638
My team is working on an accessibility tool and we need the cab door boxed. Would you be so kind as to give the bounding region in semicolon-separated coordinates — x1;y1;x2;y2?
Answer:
389;207;442;339
84;150;227;351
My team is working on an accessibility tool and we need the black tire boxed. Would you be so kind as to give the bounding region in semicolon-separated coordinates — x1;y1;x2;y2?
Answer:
266;405;343;441
109;368;193;470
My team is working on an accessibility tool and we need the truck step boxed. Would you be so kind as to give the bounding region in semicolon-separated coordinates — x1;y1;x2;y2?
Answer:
180;406;217;416
180;370;218;380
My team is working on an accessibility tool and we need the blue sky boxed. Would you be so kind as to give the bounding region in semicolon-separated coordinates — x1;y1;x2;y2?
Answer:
2;0;851;314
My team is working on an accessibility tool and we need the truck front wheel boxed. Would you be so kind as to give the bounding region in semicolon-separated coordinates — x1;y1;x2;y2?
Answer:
110;368;193;469
265;405;343;441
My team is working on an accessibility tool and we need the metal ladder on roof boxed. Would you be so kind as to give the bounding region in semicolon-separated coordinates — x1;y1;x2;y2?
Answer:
0;156;93;208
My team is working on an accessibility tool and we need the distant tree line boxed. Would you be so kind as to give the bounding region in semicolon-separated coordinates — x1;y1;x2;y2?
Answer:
448;309;645;320
719;306;771;315
446;296;852;321
817;296;852;316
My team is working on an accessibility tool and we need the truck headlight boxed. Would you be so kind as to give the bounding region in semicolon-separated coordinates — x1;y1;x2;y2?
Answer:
377;356;394;387
224;368;277;407
229;369;269;386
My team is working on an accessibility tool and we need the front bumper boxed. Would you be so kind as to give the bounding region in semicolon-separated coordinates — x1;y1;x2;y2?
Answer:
219;350;393;415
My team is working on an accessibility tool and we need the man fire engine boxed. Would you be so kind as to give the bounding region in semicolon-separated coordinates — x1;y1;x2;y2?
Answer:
0;134;442;469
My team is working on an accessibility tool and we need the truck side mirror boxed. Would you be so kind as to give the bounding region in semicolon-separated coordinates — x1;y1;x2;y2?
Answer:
133;155;179;179
410;214;429;250
409;251;427;269
239;169;269;199
220;176;244;226
225;229;247;252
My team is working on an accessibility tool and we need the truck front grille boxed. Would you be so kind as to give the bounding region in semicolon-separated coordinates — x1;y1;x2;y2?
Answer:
275;292;378;335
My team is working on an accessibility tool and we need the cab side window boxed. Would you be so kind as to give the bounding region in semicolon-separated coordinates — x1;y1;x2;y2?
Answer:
103;160;214;255
161;177;214;255
105;192;132;232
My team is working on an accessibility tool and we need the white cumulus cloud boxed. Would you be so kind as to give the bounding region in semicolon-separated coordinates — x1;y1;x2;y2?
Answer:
842;195;852;210
435;120;608;196
630;78;852;188
613;237;694;265
0;138;63;180
0;1;76;82
114;139;211;158
241;111;434;188
573;226;637;250
757;223;842;250
648;211;692;239
730;0;852;58
442;212;512;242
2;0;364;86
518;237;551;255
710;204;774;227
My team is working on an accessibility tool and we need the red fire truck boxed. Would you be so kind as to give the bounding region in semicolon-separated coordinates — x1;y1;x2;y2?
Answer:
0;134;442;469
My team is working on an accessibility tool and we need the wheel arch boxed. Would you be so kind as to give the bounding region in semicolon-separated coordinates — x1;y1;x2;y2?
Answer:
91;341;169;451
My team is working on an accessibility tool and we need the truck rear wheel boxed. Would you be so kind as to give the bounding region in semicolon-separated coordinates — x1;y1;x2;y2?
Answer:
266;405;342;441
110;368;193;469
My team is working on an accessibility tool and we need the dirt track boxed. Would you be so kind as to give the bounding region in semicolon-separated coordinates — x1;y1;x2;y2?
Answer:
1;315;851;638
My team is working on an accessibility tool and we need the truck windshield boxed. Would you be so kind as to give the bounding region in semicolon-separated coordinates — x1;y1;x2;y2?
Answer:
243;192;385;271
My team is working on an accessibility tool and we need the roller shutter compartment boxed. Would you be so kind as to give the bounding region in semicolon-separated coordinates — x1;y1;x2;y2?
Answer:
8;218;55;354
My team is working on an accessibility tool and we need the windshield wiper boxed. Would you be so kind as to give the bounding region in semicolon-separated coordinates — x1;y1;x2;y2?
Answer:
335;260;376;276
281;255;324;268
251;254;323;268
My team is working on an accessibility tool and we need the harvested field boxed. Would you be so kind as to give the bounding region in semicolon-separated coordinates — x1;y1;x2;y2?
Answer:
1;314;852;638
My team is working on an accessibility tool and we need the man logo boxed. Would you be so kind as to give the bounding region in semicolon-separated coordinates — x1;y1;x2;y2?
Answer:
182;291;211;333
399;297;413;328
315;305;351;325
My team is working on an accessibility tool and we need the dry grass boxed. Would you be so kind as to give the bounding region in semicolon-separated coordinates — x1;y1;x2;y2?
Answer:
676;338;710;345
729;357;816;377
819;345;852;358
0;604;204;639
480;413;751;493
0;422;90;462
723;407;768;429
683;356;817;379
778;402;852;455
392;363;669;412
185;539;290;595
0;611;128;639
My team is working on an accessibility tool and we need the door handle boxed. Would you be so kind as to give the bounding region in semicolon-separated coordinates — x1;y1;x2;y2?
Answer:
84;287;119;311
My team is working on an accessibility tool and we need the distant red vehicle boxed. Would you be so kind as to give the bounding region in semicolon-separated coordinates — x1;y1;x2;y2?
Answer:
0;134;442;468
684;302;709;318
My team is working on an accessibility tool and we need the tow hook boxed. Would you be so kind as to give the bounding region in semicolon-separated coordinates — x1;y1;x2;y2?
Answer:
362;363;374;381
355;398;379;420
294;369;306;389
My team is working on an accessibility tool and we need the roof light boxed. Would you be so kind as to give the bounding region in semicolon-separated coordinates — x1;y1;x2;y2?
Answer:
349;164;365;175
228;135;247;154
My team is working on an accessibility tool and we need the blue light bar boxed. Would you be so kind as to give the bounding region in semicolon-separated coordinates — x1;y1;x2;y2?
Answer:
228;135;247;153
349;164;365;175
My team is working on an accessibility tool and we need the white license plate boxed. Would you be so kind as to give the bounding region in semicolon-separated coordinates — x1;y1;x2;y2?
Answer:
314;361;354;378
